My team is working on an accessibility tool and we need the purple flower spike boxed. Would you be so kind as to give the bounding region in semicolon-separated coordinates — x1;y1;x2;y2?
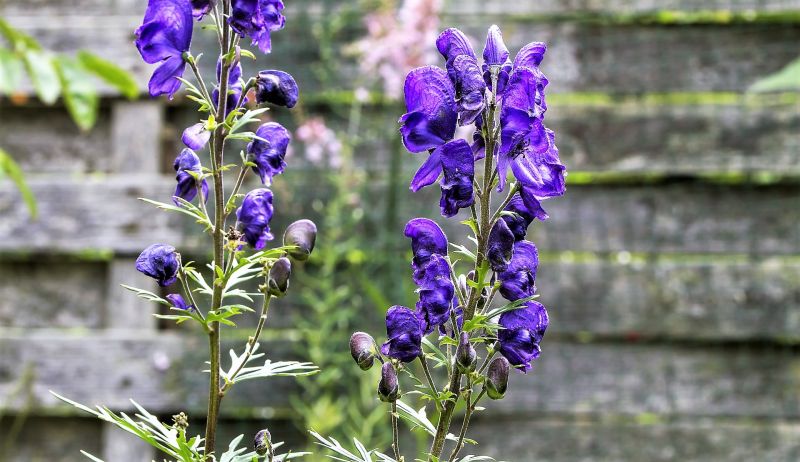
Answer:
166;293;195;311
447;55;486;126
404;218;449;281
190;0;215;19
136;244;180;287
439;139;474;218
248;122;291;184
255;70;298;108
487;218;515;272
436;28;476;62
498;300;548;372
236;189;275;249
230;0;286;54
182;123;210;150
135;0;193;98
381;306;424;362
173;148;209;205
483;25;510;67
497;241;539;301
513;41;548;70
415;254;454;332
501;193;547;242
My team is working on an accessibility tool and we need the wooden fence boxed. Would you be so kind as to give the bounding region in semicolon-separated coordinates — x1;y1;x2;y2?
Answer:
1;0;799;460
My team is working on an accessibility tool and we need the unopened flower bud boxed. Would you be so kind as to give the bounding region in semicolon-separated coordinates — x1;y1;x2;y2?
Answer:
254;428;273;459
171;412;189;431
255;70;299;108
485;356;510;400
283;219;317;261
455;332;477;373
378;362;399;402
267;257;292;297
350;332;376;371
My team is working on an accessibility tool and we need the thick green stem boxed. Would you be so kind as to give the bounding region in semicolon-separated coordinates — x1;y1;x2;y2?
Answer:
391;401;401;461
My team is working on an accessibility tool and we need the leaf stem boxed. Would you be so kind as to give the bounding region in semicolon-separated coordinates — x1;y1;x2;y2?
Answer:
222;290;272;393
419;356;441;411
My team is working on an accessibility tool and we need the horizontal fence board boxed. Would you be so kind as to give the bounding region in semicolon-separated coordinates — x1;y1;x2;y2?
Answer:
4;8;800;95
0;416;103;462
3;333;798;419
468;416;800;462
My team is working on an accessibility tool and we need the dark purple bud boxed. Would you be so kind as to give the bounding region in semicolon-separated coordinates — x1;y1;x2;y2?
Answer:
190;0;215;19
350;332;376;371
487;218;515;272
485;356;510;400
230;0;285;54
439;139;475;218
135;0;193;98
212;57;245;115
166;293;194;311
248;122;291;184
236;189;274;249
415;254;454;333
255;70;298;108
378;362;400;402
182;123;210;150
483;25;510;67
173;148;209;206
498;300;548;372
497;241;539;301
456;331;477;373
381;306;423;363
135;244;179;287
254;428;273;459
283;219;317;261
404;218;448;284
267;257;291;297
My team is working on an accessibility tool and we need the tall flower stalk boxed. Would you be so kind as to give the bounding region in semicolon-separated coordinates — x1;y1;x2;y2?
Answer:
54;1;320;460
323;25;566;462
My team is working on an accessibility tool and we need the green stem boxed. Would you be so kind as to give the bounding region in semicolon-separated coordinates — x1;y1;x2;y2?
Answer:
419;356;441;411
391;401;401;462
222;291;272;393
448;381;482;462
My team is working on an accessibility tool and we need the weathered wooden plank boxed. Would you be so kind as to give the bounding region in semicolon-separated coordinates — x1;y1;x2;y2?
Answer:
0;416;103;462
467;416;800;462
0;261;106;328
3;333;798;419
102;423;155;462
4;8;800;95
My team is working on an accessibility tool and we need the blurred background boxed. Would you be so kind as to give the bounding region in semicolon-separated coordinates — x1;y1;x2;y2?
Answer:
1;0;799;461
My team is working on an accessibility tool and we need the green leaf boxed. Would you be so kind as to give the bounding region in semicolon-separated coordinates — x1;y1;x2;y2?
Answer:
749;56;800;93
77;51;139;99
0;18;41;51
23;49;60;104
0;147;37;218
54;55;99;131
0;48;24;93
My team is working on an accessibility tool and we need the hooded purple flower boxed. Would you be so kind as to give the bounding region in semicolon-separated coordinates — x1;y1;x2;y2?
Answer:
497;240;538;301
437;28;486;126
404;218;448;284
182;123;210;150
135;0;193;98
415;254;454;333
439;139;474;218
248;122;291;184
212;57;244;115
173;148;209;205
166;293;195;311
190;0;215;19
400;66;457;191
230;0;285;54
381;306;424;363
136;244;180;287
236;189;274;249
255;70;298;108
498;300;548;372
501;193;547;242
487;218;515;272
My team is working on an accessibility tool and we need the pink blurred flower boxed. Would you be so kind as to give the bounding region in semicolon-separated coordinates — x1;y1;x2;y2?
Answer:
296;117;343;168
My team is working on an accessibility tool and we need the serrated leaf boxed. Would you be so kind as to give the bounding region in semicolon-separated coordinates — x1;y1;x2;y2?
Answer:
23;49;60;104
77;51;139;99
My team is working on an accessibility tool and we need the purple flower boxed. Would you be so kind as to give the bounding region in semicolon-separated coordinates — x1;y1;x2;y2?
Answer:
400;66;457;191
135;0;193;98
190;0;215;19
381;306;424;363
173;148;208;205
487;218;515;272
498;300;548;372
404;218;448;284
255;70;298;108
483;25;510;68
166;293;195;311
136;244;180;287
501;193;547;242
439;139;474;218
236;189;274;249
497;241;538;301
415;254;454;333
230;0;285;54
182;123;210;150
436;28;476;62
513;41;547;70
437;28;485;126
248;122;291;184
212;57;245;115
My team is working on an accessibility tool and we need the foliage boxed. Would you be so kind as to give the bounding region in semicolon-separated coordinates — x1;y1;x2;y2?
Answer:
749;56;800;93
